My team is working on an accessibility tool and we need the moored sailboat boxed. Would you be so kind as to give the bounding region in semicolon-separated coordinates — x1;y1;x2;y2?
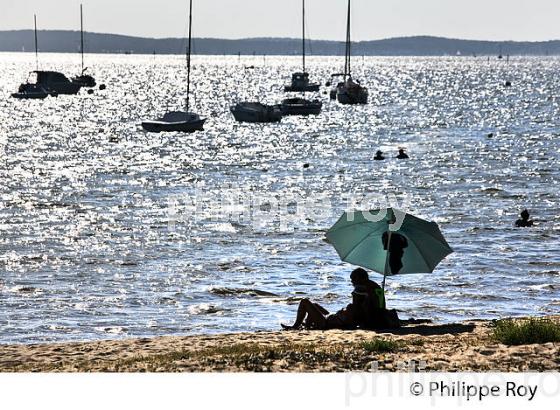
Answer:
281;0;322;116
72;4;96;88
141;0;206;133
335;0;368;105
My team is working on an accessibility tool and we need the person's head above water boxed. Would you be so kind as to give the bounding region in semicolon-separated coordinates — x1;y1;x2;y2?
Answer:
521;209;530;220
375;150;383;156
350;268;369;286
399;148;405;153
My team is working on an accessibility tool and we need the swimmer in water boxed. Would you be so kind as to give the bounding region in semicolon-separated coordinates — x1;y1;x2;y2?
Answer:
374;150;385;160
515;209;534;228
396;148;409;159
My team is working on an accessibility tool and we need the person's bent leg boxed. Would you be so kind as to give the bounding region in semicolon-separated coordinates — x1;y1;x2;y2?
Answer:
282;299;326;330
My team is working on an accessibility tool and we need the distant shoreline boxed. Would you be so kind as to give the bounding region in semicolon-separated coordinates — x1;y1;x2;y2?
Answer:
2;31;560;56
1;316;558;372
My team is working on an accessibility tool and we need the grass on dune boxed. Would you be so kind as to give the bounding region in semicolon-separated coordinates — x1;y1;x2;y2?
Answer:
492;318;560;345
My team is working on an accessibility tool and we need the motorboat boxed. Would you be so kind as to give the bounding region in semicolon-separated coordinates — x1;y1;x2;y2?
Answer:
231;102;283;123
141;111;205;133
141;0;205;133
280;97;322;116
12;15;75;99
12;71;78;99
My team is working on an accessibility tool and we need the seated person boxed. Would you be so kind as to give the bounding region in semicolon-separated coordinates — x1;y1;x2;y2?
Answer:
515;209;534;227
281;268;388;331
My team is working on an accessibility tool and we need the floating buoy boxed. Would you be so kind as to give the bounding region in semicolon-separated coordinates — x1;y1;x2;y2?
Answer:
99;84;106;90
325;81;331;87
505;81;512;87
303;163;310;169
487;133;494;138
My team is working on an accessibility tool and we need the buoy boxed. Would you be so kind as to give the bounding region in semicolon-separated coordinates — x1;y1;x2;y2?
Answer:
487;133;494;138
326;81;331;87
505;81;512;87
303;163;310;169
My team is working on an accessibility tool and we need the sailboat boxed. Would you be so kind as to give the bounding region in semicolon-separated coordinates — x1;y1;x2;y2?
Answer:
333;0;368;105
283;0;320;93
12;15;80;99
72;4;96;88
280;0;322;116
141;0;206;133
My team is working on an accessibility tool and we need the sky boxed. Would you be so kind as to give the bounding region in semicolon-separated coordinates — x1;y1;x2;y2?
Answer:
1;0;559;42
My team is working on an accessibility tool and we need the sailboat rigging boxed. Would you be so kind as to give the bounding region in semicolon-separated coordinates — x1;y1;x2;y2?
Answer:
141;0;206;133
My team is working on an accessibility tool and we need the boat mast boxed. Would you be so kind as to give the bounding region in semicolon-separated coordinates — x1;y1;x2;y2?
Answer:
302;0;305;73
34;14;38;71
344;0;351;79
186;0;193;113
80;4;84;73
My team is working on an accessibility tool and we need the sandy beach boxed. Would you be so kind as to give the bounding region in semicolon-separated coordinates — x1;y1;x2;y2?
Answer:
1;317;558;372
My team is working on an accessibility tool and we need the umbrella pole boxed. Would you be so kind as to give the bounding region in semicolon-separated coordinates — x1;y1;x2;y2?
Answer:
382;230;392;292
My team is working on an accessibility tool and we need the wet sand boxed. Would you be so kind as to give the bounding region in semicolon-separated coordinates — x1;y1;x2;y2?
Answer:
1;317;558;372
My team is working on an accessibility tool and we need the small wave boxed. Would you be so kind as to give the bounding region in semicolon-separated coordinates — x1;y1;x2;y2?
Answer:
209;287;278;297
187;303;226;315
528;284;556;291
94;326;127;334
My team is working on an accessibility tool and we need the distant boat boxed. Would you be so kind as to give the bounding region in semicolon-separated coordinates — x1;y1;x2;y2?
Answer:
71;4;96;88
333;0;368;105
283;0;320;93
230;102;283;123
12;16;79;99
280;97;322;116
142;0;206;133
280;0;322;116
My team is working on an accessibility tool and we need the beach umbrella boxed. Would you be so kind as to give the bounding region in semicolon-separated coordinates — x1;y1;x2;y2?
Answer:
326;208;453;291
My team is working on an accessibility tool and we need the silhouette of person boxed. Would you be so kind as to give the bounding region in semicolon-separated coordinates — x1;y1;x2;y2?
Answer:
396;148;409;159
515;209;534;228
382;231;408;274
374;150;385;160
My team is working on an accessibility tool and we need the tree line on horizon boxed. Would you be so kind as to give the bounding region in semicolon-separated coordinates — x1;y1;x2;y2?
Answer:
1;30;560;56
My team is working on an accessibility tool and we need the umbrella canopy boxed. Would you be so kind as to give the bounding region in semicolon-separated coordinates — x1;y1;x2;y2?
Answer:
326;208;453;286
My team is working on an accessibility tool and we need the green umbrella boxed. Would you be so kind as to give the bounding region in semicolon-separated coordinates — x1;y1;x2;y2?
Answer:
326;208;453;291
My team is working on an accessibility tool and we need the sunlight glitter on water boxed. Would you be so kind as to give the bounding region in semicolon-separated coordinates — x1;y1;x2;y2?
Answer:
0;53;559;343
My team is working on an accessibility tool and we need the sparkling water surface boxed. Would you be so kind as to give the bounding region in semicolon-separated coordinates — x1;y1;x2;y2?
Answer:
0;53;559;343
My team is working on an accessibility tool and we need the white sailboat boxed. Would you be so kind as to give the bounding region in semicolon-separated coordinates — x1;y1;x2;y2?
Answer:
142;0;206;133
72;4;96;88
281;0;322;116
333;0;368;105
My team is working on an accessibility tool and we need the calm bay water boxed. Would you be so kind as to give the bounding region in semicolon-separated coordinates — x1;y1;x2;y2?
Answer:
0;53;559;343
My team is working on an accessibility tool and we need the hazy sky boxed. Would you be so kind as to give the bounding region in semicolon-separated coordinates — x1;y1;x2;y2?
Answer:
2;0;559;41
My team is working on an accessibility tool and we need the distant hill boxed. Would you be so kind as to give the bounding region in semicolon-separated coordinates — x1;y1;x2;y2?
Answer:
1;30;560;56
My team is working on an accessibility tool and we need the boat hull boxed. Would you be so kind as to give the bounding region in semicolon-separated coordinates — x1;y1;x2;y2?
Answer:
281;99;322;116
141;118;206;133
231;104;283;123
284;84;320;92
11;91;50;99
337;87;368;105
